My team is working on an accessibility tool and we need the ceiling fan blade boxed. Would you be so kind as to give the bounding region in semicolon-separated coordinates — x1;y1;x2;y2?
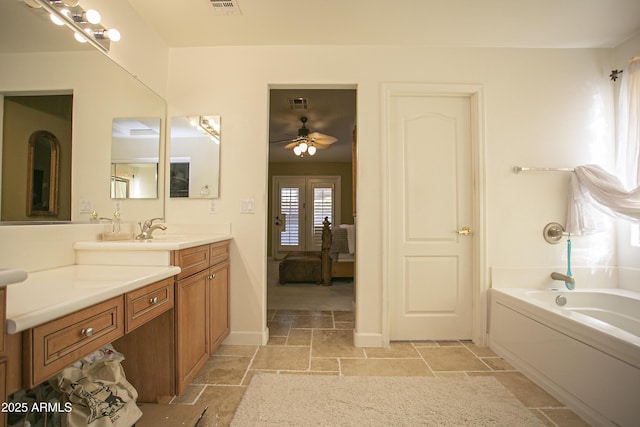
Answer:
283;141;299;150
269;138;295;144
308;132;338;145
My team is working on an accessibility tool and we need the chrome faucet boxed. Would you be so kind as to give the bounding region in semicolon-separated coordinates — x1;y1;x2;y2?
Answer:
135;217;167;240
551;272;575;285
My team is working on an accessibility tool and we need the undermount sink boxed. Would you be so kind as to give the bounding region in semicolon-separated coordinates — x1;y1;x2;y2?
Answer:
0;268;28;287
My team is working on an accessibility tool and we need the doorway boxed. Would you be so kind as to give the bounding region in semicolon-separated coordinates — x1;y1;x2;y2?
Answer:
267;86;357;312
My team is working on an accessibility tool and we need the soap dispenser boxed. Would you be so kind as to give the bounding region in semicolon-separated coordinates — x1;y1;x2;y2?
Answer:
113;209;121;233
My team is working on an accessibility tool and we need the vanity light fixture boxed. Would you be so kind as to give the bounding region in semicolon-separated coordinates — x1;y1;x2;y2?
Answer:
24;0;120;53
189;116;221;144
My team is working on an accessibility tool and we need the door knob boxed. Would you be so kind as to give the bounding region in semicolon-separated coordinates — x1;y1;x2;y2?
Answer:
456;226;472;236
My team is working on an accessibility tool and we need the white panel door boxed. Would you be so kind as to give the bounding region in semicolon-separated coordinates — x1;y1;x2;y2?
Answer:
388;93;473;340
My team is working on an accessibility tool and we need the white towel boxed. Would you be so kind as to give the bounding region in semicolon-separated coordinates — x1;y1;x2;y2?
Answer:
340;224;356;254
566;164;640;235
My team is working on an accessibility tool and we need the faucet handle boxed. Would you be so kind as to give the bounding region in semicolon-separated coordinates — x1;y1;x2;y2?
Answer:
146;217;164;226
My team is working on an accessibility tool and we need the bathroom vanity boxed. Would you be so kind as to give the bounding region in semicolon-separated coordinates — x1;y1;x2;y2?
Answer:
2;234;231;413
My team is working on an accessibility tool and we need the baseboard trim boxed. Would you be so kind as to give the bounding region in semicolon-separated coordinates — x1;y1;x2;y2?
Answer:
224;328;269;346
353;331;386;348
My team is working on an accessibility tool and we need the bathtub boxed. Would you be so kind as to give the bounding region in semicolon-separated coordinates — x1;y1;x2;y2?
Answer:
489;288;640;427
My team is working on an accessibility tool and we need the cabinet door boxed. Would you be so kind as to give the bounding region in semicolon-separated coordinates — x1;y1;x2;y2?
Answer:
176;270;209;395
209;261;230;354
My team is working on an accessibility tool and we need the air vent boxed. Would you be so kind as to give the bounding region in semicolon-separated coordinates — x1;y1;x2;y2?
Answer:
209;0;242;15
288;98;308;110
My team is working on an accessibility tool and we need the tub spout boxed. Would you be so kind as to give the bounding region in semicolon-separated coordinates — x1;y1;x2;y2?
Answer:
551;272;575;285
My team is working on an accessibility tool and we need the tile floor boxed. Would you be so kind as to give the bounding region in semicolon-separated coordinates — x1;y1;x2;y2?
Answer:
171;309;590;427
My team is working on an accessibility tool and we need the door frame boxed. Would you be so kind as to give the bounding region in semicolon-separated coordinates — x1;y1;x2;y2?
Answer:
381;83;487;346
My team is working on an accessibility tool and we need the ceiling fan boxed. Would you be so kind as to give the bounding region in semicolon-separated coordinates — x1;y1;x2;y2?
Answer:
270;116;338;157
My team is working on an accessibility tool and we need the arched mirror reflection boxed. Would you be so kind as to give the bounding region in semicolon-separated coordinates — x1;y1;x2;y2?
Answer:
27;130;60;217
170;115;221;198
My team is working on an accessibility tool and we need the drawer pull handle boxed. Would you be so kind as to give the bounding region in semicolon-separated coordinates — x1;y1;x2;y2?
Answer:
81;327;94;337
211;273;216;279
149;296;159;305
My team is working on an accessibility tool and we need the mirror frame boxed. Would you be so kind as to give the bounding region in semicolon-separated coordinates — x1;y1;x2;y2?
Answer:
26;130;59;217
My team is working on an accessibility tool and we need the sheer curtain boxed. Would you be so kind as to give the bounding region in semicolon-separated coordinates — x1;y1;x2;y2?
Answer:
566;57;640;235
616;57;640;189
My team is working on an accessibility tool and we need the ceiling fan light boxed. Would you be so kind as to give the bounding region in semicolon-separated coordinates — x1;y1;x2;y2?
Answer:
307;145;317;156
293;145;302;156
298;141;308;153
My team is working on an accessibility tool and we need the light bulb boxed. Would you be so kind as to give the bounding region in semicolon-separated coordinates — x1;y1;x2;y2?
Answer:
107;28;121;42
85;9;101;24
293;145;302;156
74;31;87;43
50;9;69;25
298;141;308;153
308;145;317;156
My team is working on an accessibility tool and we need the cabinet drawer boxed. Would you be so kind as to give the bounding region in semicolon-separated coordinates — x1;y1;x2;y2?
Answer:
125;278;174;333
24;296;124;388
173;245;210;280
209;241;229;266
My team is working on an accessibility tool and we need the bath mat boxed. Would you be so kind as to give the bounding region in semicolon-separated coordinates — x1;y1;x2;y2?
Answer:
231;373;544;426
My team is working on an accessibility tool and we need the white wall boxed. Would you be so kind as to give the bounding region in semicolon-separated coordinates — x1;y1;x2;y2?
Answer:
167;45;617;345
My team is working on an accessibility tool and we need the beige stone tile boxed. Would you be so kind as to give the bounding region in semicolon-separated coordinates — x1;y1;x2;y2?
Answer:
469;372;564;408
539;408;591;426
364;342;420;359
335;320;354;328
292;315;334;328
434;372;468;378
193;385;246;427
267;318;293;336
463;342;497;357
482;357;515;371
267;336;287;345
312;329;365;358
334;321;355;329
250;345;310;371
341;358;434;376
310;357;340;372
417;347;491;371
214;345;257;357
410;341;438;347
192;356;252;385
266;309;277;320
334;311;354;322
531;409;558;426
277;309;331;316
170;384;205;404
242;369;277;385
435;340;463;347
287;328;312;346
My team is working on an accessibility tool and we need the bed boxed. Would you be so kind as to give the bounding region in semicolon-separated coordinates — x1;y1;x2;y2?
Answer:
278;217;354;286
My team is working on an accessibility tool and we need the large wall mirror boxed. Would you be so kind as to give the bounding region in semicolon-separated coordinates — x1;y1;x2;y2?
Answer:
0;0;166;223
170;116;221;199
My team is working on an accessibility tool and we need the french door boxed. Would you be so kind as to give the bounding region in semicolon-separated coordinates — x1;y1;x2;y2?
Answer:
272;176;341;259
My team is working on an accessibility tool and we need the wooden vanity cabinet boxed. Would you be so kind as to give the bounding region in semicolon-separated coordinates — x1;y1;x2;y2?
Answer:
172;240;230;395
1;288;7;427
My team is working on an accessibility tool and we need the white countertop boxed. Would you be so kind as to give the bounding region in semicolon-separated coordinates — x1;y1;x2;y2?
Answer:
73;234;232;251
6;264;181;334
0;268;28;288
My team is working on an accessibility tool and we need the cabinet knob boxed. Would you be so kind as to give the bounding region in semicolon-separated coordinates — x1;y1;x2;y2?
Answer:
149;296;159;305
81;327;94;337
208;273;216;280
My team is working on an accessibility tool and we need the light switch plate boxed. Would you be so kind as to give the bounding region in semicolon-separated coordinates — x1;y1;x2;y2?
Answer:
79;198;93;213
240;198;255;214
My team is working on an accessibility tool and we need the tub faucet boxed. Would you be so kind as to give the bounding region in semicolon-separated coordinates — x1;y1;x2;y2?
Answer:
551;272;575;285
135;217;167;240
